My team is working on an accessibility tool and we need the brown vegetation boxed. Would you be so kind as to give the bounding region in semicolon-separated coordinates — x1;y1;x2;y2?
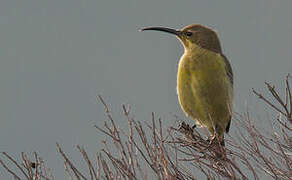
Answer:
1;75;291;180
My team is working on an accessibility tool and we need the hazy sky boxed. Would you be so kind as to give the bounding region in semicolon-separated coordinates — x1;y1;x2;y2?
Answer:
1;0;292;178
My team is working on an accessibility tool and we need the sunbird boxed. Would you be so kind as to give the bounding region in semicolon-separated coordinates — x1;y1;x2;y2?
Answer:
141;24;233;145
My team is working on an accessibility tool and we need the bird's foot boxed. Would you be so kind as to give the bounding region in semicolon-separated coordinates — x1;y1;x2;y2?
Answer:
206;135;225;146
206;136;216;146
178;122;195;132
205;136;226;159
178;121;196;140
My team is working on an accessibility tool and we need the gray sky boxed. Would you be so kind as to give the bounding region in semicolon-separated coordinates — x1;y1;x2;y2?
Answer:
0;0;292;178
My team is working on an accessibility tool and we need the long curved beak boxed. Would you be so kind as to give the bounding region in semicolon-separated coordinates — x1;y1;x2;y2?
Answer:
140;27;181;36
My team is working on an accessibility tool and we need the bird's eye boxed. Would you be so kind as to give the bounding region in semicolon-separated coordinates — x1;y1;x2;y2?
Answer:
185;31;193;37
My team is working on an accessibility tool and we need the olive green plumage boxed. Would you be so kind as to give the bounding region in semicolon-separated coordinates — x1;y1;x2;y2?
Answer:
141;24;233;144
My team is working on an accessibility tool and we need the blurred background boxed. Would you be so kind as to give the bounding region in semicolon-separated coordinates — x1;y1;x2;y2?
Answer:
0;0;292;178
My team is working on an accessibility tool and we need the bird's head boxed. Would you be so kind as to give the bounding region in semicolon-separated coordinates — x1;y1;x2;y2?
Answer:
141;24;222;53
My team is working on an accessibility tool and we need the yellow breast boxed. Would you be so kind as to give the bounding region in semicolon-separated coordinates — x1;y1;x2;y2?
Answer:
177;47;233;135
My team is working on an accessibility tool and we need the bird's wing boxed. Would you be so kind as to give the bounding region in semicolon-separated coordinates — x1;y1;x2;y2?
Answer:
221;54;233;133
221;54;233;86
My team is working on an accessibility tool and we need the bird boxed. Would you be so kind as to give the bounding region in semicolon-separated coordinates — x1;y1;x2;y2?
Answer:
141;24;233;145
